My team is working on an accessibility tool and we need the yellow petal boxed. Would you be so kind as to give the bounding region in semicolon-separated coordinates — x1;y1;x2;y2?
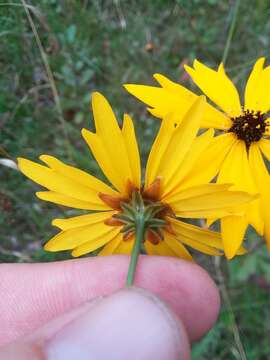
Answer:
199;218;247;255
39;155;116;195
168;183;254;219
170;218;224;249
36;191;105;210
83;92;135;193
144;241;156;255
72;229;120;257
200;105;231;130
249;143;270;247
145;112;175;187
124;75;231;130
159;96;205;186
221;215;248;259
114;238;134;255
183;239;222;256
163;232;193;260
165;183;232;203
259;138;270;161
174;208;243;219
161;129;214;197
45;218;120;251
244;57;270;112
98;233;123;256
82;130;125;192
217;141;254;191
18;157;111;210
172;217;245;255
217;140;263;235
178;133;237;190
185;60;241;116
153;73;193;97
122;114;141;188
147;96;205;190
153;74;223;130
144;239;176;257
52;211;115;230
174;229;222;256
124;83;179;118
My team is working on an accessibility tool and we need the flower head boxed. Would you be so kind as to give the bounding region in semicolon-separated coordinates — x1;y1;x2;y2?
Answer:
124;58;270;258
18;93;253;259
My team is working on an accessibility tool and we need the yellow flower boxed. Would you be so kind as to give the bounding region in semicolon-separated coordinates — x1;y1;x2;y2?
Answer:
18;93;253;259
124;58;270;258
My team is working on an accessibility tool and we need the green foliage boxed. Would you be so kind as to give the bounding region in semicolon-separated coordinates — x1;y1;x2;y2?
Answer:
1;0;270;358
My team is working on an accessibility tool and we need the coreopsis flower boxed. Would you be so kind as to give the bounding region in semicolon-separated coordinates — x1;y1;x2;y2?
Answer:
18;93;253;260
124;58;270;258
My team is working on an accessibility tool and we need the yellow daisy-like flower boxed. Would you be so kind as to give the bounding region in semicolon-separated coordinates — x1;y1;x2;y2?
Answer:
124;58;270;259
18;93;253;259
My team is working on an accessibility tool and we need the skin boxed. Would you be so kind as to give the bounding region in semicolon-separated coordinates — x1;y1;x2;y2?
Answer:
0;255;220;359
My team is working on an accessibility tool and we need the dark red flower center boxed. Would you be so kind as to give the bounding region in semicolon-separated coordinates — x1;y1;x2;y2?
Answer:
228;110;268;148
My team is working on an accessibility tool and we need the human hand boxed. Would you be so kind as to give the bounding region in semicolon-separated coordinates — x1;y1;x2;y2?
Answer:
0;255;220;359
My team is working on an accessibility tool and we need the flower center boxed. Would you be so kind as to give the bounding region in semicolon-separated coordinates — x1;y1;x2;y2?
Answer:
228;110;268;147
99;178;175;245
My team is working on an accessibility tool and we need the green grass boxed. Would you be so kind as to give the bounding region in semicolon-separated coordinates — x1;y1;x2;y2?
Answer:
1;0;270;358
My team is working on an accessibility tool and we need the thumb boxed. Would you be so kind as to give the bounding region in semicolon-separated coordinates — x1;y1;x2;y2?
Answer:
0;287;190;359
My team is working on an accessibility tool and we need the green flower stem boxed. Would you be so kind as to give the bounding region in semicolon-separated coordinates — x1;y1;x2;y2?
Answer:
126;213;146;286
222;0;241;65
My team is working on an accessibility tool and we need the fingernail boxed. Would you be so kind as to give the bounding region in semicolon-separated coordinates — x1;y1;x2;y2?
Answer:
45;287;190;359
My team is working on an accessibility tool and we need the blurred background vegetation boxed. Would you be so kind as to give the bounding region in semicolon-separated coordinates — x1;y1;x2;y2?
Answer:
1;0;270;358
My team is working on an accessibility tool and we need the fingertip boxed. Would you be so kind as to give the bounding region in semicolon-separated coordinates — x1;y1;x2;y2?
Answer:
45;287;190;360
